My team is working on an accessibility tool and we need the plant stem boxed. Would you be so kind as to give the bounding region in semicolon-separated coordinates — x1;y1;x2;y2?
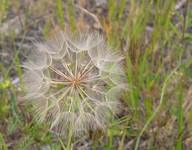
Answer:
134;65;180;150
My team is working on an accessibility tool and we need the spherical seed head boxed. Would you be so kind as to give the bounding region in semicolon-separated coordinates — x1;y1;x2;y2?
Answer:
22;30;126;137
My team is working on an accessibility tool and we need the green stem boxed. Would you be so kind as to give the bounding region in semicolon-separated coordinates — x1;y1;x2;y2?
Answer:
134;65;180;150
67;128;73;150
59;137;66;150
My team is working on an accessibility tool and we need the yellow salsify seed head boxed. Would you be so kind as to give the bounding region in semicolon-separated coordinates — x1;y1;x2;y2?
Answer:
22;30;126;137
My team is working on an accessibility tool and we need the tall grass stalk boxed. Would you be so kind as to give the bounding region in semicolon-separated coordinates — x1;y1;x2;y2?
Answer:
176;82;184;150
134;65;181;150
55;0;65;29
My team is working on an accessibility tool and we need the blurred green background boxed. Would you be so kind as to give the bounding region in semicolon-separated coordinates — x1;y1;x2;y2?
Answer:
0;0;192;149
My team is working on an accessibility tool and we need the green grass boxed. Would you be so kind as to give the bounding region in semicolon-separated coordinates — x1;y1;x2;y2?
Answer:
0;0;192;149
55;0;65;29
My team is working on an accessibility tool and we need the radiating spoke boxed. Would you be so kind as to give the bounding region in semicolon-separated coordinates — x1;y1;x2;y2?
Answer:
75;53;78;77
77;85;101;105
69;82;75;95
76;85;97;113
57;84;72;102
79;65;95;79
49;66;71;81
51;80;71;85
48;87;67;98
79;58;92;75
80;83;106;95
61;59;74;78
80;75;109;83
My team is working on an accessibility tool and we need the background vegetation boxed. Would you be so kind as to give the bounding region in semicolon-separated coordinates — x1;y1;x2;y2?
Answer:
0;0;192;149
